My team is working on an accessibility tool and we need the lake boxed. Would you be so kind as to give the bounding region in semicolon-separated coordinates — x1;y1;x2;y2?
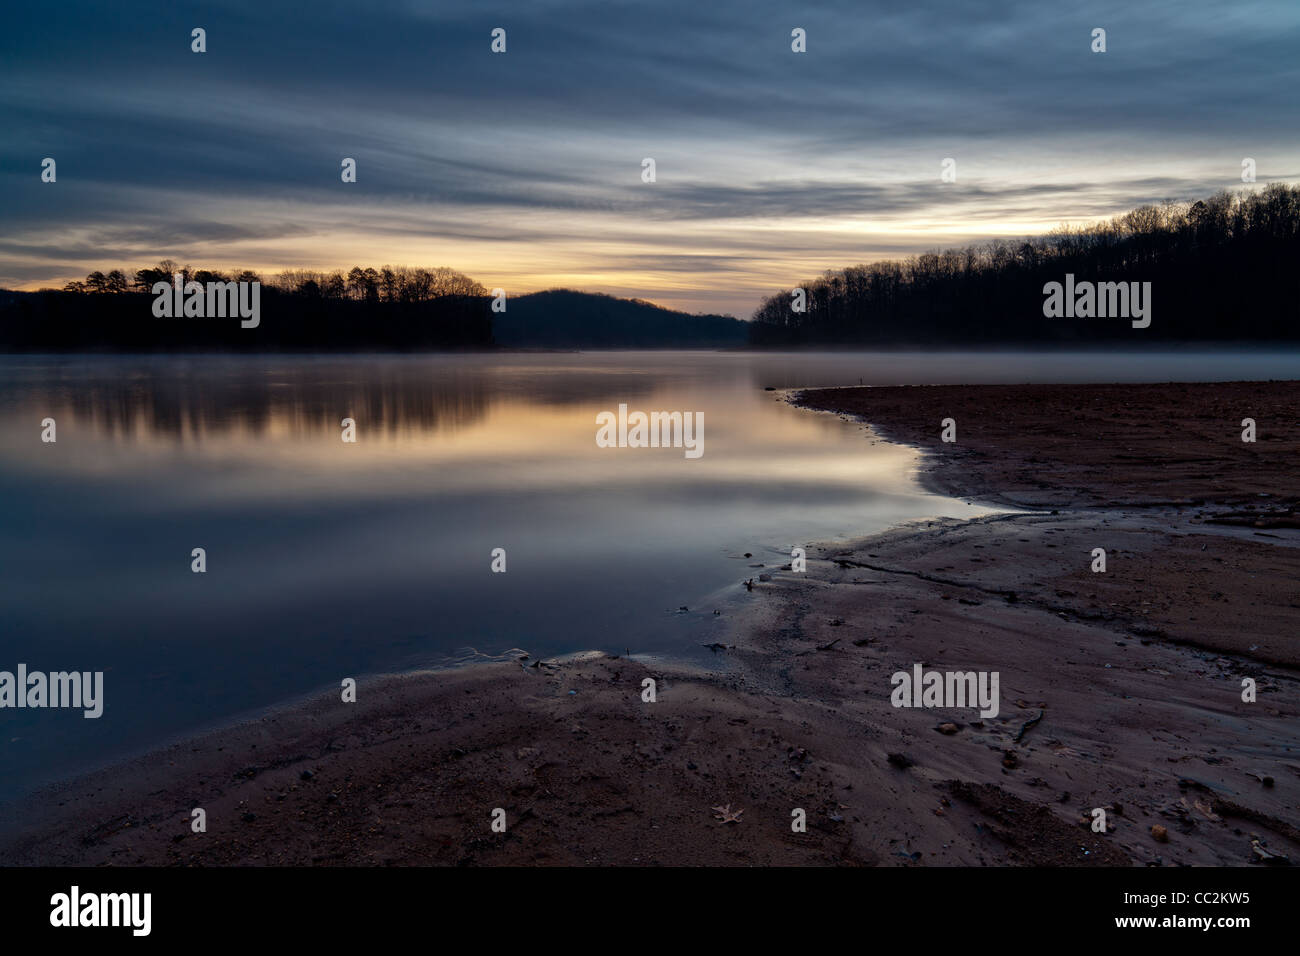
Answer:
1;349;1296;802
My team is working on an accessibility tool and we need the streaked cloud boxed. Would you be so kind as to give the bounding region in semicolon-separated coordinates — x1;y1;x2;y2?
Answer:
2;0;1297;315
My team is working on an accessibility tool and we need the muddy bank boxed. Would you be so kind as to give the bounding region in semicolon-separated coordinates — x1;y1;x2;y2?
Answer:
797;380;1300;513
3;381;1297;866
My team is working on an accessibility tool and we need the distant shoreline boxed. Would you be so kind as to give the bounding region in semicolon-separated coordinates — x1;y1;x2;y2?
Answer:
4;342;1300;356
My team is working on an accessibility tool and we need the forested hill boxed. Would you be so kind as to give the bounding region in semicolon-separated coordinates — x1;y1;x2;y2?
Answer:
491;290;747;348
0;267;746;351
748;184;1300;346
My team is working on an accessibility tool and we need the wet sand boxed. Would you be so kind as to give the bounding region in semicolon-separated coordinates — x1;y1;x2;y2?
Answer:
3;380;1298;866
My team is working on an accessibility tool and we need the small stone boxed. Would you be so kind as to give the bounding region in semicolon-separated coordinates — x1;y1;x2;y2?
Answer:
1151;824;1169;843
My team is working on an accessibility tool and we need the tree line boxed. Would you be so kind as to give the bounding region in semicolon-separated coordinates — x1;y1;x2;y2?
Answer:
4;262;494;350
1;263;745;351
62;261;487;303
749;184;1300;345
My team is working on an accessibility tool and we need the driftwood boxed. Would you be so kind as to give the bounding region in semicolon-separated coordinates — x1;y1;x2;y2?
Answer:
1014;709;1044;743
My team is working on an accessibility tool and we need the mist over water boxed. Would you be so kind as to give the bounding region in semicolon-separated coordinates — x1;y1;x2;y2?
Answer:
1;349;1296;801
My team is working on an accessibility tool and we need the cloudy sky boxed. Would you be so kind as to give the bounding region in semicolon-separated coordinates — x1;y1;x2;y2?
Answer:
3;0;1297;316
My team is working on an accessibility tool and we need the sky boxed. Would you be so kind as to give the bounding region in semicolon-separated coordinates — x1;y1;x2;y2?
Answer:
2;0;1297;317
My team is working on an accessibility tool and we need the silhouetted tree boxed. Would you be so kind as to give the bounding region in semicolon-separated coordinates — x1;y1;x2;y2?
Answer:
749;185;1300;346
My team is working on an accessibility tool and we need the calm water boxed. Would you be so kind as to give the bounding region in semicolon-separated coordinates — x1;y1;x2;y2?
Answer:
1;350;1296;802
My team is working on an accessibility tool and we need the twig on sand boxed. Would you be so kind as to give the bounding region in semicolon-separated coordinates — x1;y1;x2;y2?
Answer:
1015;709;1044;743
711;804;744;824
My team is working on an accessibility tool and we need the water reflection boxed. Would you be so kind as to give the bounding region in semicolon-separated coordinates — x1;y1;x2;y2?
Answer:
0;357;495;443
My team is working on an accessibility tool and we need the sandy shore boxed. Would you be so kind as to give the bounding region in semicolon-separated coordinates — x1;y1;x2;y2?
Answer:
3;381;1298;866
